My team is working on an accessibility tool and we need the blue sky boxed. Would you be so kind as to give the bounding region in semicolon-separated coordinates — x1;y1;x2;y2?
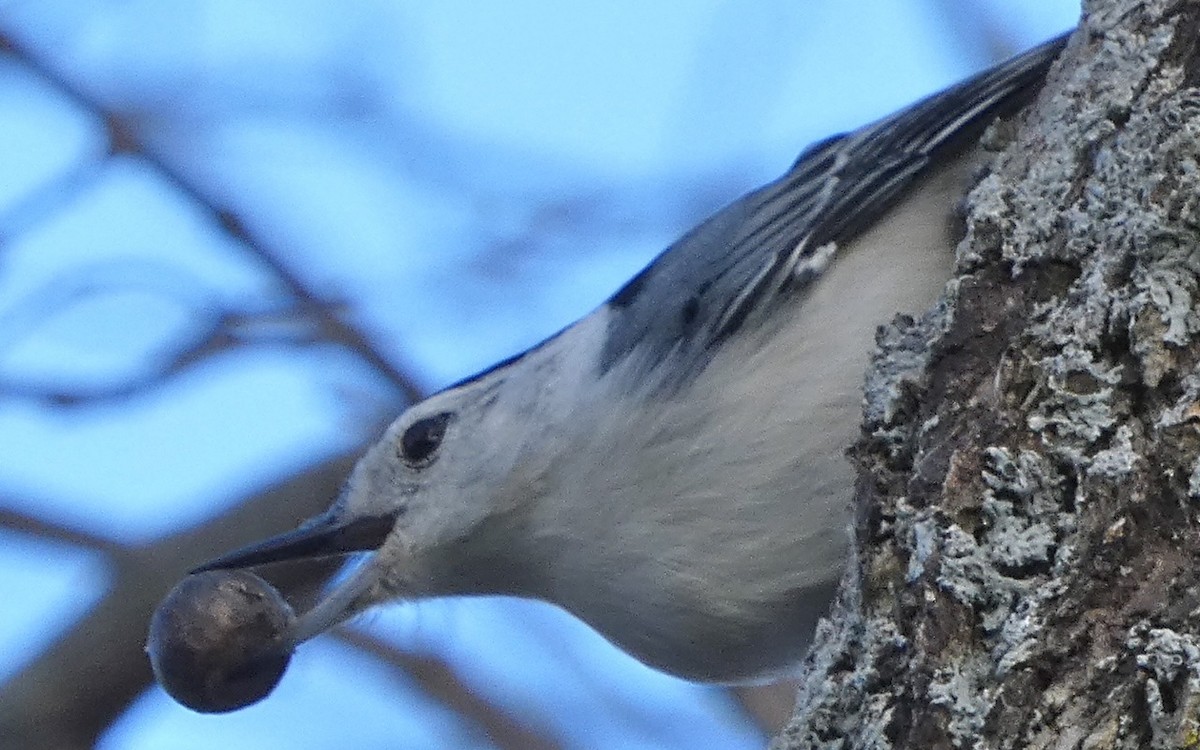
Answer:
0;2;1078;748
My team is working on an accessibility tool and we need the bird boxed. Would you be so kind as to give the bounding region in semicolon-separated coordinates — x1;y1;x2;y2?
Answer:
193;33;1068;684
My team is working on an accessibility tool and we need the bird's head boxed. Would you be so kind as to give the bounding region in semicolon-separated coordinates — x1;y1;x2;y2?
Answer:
192;368;553;642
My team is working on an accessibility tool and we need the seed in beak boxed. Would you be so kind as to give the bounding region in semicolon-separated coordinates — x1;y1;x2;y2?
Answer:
146;569;296;713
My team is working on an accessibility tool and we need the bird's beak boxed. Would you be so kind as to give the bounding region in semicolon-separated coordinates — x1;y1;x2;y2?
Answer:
191;512;395;574
190;511;400;644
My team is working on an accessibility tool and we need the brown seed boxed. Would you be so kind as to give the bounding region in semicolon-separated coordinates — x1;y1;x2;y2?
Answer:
147;569;296;713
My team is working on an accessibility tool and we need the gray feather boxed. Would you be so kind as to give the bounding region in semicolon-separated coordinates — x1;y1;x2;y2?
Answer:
597;33;1067;389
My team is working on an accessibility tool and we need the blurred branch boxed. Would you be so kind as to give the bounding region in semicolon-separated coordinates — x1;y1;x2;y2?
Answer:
0;500;125;556
926;0;1028;64
0;258;354;407
338;627;561;750
0;158;105;245
0;31;425;407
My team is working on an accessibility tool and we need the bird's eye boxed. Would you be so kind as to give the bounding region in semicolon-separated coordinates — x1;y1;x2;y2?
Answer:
399;412;453;467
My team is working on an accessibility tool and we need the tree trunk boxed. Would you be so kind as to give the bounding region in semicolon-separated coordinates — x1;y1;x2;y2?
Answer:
774;1;1200;747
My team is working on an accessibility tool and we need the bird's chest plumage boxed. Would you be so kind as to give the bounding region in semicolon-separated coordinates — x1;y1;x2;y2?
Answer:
517;320;857;679
519;159;968;681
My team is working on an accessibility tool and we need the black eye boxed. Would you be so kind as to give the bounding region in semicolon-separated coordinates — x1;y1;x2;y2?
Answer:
399;412;453;466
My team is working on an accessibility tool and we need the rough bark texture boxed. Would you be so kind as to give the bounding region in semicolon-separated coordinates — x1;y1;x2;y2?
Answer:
774;1;1200;747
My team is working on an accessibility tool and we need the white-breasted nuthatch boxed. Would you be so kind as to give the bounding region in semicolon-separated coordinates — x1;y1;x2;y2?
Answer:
194;34;1067;683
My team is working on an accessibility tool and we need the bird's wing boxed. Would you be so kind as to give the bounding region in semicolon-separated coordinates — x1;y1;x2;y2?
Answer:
597;33;1068;389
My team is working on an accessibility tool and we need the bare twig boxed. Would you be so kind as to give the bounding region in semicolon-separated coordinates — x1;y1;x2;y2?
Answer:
0;157;107;245
0;260;350;407
0;32;425;406
0;500;125;556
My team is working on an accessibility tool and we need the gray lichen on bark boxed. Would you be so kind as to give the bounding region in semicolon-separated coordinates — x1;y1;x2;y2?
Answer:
774;1;1200;747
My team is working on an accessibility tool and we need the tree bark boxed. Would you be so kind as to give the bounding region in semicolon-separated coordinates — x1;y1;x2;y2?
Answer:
774;1;1200;747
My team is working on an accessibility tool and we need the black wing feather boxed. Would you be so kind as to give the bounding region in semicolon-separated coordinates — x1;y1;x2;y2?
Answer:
597;33;1068;389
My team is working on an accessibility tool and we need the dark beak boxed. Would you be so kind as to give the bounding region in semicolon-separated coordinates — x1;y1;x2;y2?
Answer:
191;513;396;574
